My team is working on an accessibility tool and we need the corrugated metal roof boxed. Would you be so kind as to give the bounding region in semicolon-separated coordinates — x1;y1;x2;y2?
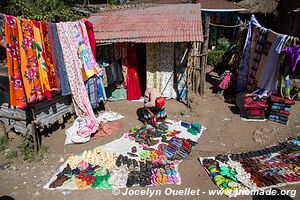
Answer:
88;4;203;43
198;0;246;11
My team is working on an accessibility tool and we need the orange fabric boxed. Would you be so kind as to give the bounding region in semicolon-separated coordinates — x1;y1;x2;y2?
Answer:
17;18;44;103
5;15;27;108
32;20;52;99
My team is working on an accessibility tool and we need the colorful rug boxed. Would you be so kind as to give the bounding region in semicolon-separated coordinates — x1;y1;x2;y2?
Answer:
199;139;300;197
45;119;206;190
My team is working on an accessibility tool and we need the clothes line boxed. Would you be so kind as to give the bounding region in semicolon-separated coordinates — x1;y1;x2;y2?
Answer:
209;22;244;28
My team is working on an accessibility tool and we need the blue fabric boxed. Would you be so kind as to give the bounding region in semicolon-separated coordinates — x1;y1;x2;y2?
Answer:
272;102;291;108
271;105;291;112
268;115;288;122
52;23;71;96
257;34;287;92
236;15;261;93
96;75;107;101
85;78;97;108
85;76;107;108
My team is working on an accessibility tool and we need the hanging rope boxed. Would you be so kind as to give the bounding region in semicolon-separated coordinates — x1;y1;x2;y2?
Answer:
209;22;244;28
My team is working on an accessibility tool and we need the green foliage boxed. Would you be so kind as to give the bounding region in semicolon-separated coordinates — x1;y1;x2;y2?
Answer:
208;49;225;67
18;135;49;162
0;0;100;22
215;37;230;51
0;135;8;152
208;37;230;67
18;135;35;162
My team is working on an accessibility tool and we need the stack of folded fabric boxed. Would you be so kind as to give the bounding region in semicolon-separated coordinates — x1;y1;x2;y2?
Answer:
244;101;268;120
268;95;295;125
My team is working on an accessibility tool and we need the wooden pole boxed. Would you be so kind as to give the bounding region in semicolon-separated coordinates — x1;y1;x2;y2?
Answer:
200;16;210;96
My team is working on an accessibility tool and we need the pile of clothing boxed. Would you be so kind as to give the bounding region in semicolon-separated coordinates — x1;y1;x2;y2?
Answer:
268;95;295;125
243;95;268;120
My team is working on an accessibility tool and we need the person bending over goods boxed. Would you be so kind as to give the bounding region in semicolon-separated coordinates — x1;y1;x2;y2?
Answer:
143;88;167;125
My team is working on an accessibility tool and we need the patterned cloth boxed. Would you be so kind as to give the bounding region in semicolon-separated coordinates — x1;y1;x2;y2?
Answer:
32;20;52;99
85;76;107;108
5;15;27;108
146;43;177;99
236;15;261;93
57;22;98;138
17;18;46;103
75;21;101;78
246;27;269;92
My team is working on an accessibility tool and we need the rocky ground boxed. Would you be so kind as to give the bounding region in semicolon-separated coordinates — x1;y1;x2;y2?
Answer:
0;70;300;200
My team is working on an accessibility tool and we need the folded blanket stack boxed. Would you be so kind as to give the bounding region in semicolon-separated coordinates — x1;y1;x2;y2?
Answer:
244;101;268;120
268;95;295;125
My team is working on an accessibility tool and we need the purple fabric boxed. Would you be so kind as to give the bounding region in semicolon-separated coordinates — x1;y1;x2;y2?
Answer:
283;45;300;72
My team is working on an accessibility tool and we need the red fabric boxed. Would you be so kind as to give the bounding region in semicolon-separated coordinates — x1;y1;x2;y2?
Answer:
84;20;96;59
155;96;165;109
270;109;290;116
270;95;295;105
92;122;121;139
244;101;267;110
246;109;265;116
126;44;142;100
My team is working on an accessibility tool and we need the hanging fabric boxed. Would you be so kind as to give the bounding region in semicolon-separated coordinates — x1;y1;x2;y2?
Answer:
257;33;287;92
46;22;61;92
175;43;188;100
51;23;72;96
32;20;52;99
4;15;27;108
40;21;58;91
56;22;98;139
246;27;269;92
146;43;176;99
236;15;261;93
84;20;96;59
283;45;300;73
126;43;142;100
17;18;45;102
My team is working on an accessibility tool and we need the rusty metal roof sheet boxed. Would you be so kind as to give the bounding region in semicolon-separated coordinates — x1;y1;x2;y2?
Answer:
198;0;246;12
88;4;203;43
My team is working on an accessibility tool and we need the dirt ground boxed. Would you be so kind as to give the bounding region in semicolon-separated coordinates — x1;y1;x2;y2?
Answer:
1;70;300;200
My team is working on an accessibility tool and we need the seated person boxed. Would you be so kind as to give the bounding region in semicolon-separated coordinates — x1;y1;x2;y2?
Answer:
143;88;167;125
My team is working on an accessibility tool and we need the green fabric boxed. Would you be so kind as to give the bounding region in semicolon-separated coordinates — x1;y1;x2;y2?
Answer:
91;173;112;190
187;128;198;135
247;116;265;120
106;86;127;101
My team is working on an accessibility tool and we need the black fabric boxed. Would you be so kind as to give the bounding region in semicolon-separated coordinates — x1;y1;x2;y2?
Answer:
106;62;123;85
